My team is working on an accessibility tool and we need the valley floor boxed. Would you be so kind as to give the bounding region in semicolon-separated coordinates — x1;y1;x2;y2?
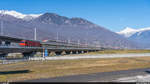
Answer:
1;54;150;82
24;68;150;82
30;53;150;60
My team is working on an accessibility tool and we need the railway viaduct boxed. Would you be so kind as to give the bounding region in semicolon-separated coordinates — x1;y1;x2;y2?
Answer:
0;35;101;58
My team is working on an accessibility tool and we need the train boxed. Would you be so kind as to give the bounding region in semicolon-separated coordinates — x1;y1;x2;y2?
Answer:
19;40;42;47
18;39;95;49
18;39;79;48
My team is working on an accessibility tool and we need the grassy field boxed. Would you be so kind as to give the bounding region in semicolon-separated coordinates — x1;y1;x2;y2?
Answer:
1;56;150;82
65;49;150;56
83;49;150;55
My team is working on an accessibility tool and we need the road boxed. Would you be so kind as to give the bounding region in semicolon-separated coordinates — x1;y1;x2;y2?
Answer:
2;53;150;64
0;58;28;64
23;68;150;82
29;53;150;60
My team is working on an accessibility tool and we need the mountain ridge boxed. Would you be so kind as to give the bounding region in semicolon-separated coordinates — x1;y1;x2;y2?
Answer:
0;10;139;49
118;27;150;37
0;10;42;20
118;27;150;48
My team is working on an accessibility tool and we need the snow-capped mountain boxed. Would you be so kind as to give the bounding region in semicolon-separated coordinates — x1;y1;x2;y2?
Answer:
117;27;150;38
117;27;150;48
117;27;137;37
0;10;42;20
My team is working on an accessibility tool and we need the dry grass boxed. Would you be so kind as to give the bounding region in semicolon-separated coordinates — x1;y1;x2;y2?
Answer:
63;50;150;56
1;56;150;82
83;49;150;55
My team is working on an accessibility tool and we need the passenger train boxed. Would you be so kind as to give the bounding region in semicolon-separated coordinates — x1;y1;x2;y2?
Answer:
18;39;93;48
19;40;42;47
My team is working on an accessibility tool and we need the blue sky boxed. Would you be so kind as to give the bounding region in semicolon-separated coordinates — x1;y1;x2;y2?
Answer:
0;0;150;32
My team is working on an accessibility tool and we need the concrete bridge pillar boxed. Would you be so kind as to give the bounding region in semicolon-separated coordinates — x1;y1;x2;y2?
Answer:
84;51;88;53
0;41;2;45
55;51;62;56
49;51;56;56
92;50;96;52
88;50;92;52
81;51;84;54
0;53;7;59
71;51;76;54
70;51;73;54
22;52;31;58
78;51;83;54
76;51;79;54
66;51;71;55
94;50;98;52
22;52;36;58
34;52;42;57
61;51;66;55
73;51;79;54
4;41;11;46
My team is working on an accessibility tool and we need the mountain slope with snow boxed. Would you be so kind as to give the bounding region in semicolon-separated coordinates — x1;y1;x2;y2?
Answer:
0;10;42;20
0;10;139;49
118;27;150;48
117;27;150;38
117;27;137;37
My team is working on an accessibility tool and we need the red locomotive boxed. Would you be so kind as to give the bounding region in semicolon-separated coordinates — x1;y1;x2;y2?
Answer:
19;40;42;47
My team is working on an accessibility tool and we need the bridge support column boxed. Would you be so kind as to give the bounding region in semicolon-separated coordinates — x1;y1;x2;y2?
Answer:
66;51;71;55
94;50;98;52
72;51;77;54
81;51;84;54
61;51;66;55
84;51;88;53
88;50;92;52
0;53;7;59
49;51;56;56
70;51;73;54
34;52;42;57
22;52;31;58
92;50;96;52
22;52;36;58
55;51;62;56
96;50;99;52
78;51;83;54
76;51;79;54
5;41;11;46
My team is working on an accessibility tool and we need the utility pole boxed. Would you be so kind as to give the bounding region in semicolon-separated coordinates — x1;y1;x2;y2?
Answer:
34;28;37;40
68;38;70;43
78;39;80;46
1;10;4;36
86;32;88;46
56;32;58;41
0;21;3;36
